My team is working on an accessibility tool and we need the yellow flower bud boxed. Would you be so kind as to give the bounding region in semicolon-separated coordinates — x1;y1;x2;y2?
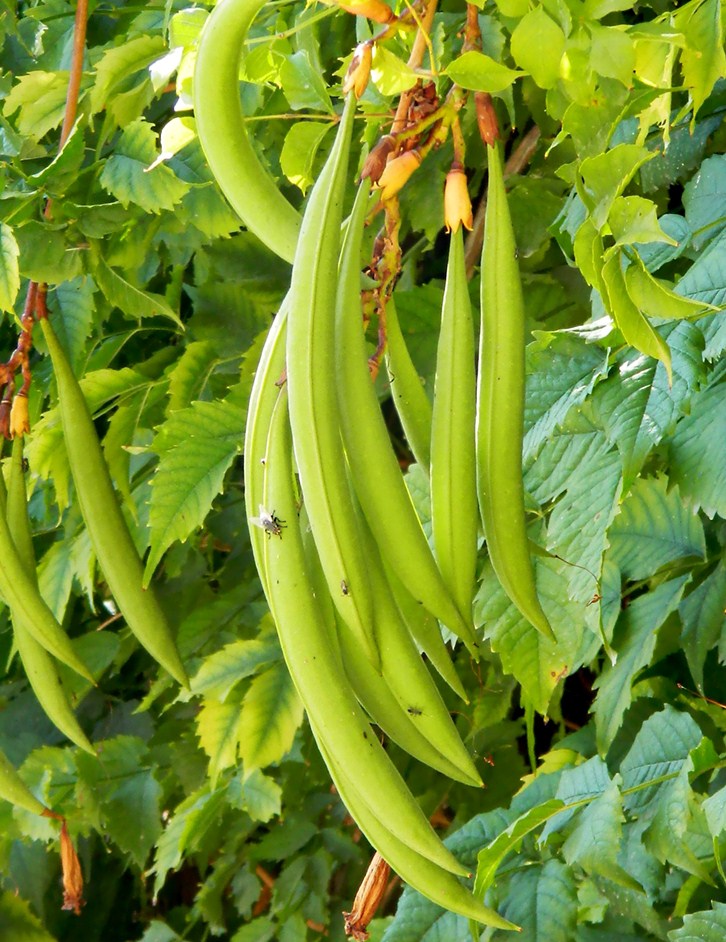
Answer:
9;392;30;438
444;167;473;233
376;149;422;201
337;0;395;22
343;41;373;99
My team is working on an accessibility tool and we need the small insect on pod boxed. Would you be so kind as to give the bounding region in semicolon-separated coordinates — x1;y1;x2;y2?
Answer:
250;505;286;538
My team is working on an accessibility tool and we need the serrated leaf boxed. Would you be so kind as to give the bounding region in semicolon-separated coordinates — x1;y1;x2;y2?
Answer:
90;35;166;115
167;341;220;411
541;757;612;841
37;540;76;623
0;890;56;942
0;222;20;313
608;476;705;581
682;154;726;250
669;902;726;942
498;859;578;941
92;251;182;323
238;662;303;773
100;118;190;213
675;225;726;308
474;800;565;897
619;705;702;815
703;785;726;837
4;71;88;140
645;762;713;882
677;0;726;126
28;122;85;189
144;397;248;583
191;639;280;701
511;7;565;88
680;564;726;690
105;767;163;868
592;577;688;752
197;698;241;785
51;276;97;371
669;384;726;519
444;50;524;92
524;335;609;461
232;768;282;823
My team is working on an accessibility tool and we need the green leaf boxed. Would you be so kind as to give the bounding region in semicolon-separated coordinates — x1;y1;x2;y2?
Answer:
444;51;524;93
676;0;726;125
90;35;167;115
229;768;283;823
589;23;636;87
680;564;726;691
625;255;714;320
510;8;565;89
703;785;726;838
474;799;565;897
592;577;689;752
371;46;419;95
191;638;280;701
608;476;706;581
579;144;654;228
4;70;86;140
0;222;20;314
499;859;578;940
105;767;163;868
524;335;609;461
602;250;672;382
51;276;97;371
683;154;726;250
91;251;182;323
0;890;56;942
609;196;677;247
541;756;612;840
279;51;334;112
144;396;248;583
645;762;713;882
197;697;242;785
620;705;702;815
100;118;190;213
15;222;83;285
166;341;220;411
135;922;182;942
280;122;333;195
669;384;726;519
238;661;304;773
669;902;726;942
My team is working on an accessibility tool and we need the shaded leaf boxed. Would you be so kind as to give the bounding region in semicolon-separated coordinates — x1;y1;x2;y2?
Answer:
496;859;577;941
0;890;56;942
680;564;726;690
92;251;182;324
238;662;304;773
669;383;726;519
0;223;20;314
668;902;726;942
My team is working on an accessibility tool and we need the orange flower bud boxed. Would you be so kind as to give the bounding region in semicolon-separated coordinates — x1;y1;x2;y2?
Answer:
337;0;395;23
444;166;473;233
376;149;422;201
343;41;373;99
475;91;500;147
9;392;30;438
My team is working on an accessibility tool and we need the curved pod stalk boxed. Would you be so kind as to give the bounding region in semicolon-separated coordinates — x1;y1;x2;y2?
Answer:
286;95;379;667
259;388;468;876
476;143;554;641
40;317;189;687
193;0;301;263
335;182;479;655
5;440;95;754
431;227;478;620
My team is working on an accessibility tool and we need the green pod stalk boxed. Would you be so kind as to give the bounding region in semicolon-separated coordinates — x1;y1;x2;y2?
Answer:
430;227;478;621
193;0;301;263
0;747;47;815
286;95;379;668
0;461;93;683
335;182;479;655
314;727;518;931
384;298;433;471
5;440;95;754
476;143;554;641
260;388;468;877
40;317;189;687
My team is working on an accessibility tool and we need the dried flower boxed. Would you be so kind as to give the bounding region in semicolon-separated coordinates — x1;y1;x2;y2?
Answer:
9;391;30;438
343;41;373;99
376;149;422;201
60;820;85;915
360;135;397;185
444;165;473;233
475;91;500;147
343;852;390;940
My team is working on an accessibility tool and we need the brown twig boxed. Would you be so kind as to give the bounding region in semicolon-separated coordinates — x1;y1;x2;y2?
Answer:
390;0;438;135
463;124;541;278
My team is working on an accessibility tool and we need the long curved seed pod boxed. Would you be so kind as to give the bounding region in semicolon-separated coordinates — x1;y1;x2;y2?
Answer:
286;94;379;667
5;440;95;754
476;143;554;641
0;467;94;682
259;388;468;876
430;226;478;620
299;502;479;785
0;747;48;815
384;298;432;471
335;181;479;654
315;728;518;930
39;316;189;687
193;0;301;263
383;563;468;702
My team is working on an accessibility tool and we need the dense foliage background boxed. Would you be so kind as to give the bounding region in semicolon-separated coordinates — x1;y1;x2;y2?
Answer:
0;0;725;939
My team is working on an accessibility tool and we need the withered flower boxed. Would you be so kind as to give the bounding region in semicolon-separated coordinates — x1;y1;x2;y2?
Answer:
444;165;473;233
360;135;397;185
343;41;373;99
376;149;422;201
60;820;85;916
343;852;391;940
